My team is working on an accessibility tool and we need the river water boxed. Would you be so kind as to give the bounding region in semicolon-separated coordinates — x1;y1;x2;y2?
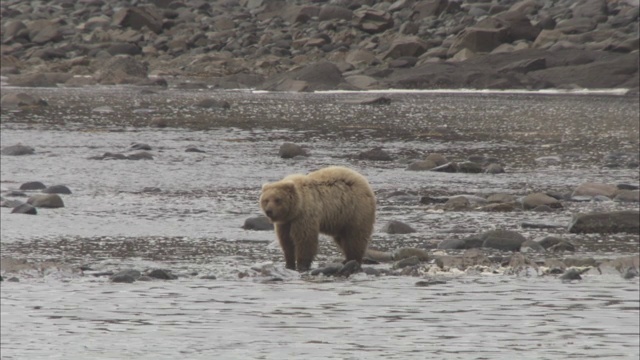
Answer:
1;86;638;359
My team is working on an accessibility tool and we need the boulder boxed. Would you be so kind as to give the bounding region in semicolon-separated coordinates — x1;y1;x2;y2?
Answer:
261;62;345;92
354;9;393;34
568;210;640;234
521;192;562;210
448;27;510;56
112;6;164;34
278;142;307;159
2;144;35;156
382;220;416;234
242;216;274;231
20;181;46;190
572;182;618;198
27;19;63;44
358;147;393;161
480;229;527;251
27;194;65;208
42;185;72;194
11;203;37;215
383;36;430;60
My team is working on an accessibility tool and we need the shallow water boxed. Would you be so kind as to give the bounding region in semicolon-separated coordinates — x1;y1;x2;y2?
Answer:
1;87;639;359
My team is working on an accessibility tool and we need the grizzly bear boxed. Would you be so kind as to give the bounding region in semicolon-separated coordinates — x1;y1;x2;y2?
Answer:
259;166;376;271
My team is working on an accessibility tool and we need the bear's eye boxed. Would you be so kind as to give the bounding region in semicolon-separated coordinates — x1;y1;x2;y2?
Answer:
273;198;281;204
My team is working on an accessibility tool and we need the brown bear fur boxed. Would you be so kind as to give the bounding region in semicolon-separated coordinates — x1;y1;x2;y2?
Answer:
259;166;376;271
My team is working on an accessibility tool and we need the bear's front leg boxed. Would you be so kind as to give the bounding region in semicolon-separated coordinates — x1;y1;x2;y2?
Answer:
275;223;295;270
290;222;319;272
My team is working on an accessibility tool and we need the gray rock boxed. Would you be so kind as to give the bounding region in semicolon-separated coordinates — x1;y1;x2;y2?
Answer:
127;151;154;160
279;143;308;159
393;256;421;269
457;161;483;173
11;203;37;215
147;269;177;280
406;159;437;171
521;192;562;210
310;263;344;276
443;196;471;211
437;238;467;250
382;220;416;234
425;153;448;166
480;229;527;251
242;216;274;231
111;269;141;283
484;163;505;174
130;143;152;151
20;181;46;190
42;185;72;195
614;190;640;202
559;268;583;281
194;98;231;109
2;144;35;156
572;182;618;198
358;147;393;161
336;260;361;277
568;210;640;234
27;194;64;208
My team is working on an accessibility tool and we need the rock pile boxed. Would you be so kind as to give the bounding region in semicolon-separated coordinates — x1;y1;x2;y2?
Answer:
1;0;637;92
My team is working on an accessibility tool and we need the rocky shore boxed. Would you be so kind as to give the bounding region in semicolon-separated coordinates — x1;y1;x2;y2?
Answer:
1;0;638;93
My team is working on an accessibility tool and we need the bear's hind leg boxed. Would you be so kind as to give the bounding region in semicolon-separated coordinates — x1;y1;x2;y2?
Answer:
335;230;369;264
290;223;319;272
275;223;296;270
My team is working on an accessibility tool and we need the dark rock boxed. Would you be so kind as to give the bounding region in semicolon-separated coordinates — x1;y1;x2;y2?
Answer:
127;151;154;160
623;268;638;280
7;277;20;282
111;269;141;283
383;36;429;59
185;147;205;153
431;162;458;173
130;143;152;151
548;241;576;253
443;196;471;211
262;61;345;92
437;238;467;250
2;144;35;156
393;256;421;269
194;98;231;109
382;220;416;234
358;147;393;161
11;203;37;215
112;6;164;34
484;163;505;174
147;269;177;280
614;190;640;203
107;42;142;56
42;185;72;194
336;260;361;277
568;210;640;234
27;194;65;208
457;161;483;173
343;96;391;105
242;216;274;231
20;181;46;190
520;239;546;253
559;268;583;281
200;275;217;280
279;142;308;159
354;8;393;34
415;279;447;287
310;263;344;276
480;229;527;251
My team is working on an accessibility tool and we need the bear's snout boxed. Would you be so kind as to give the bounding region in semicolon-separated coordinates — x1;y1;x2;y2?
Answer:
264;209;273;218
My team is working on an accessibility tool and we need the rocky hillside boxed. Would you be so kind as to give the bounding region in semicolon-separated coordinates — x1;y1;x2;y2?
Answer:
1;0;638;92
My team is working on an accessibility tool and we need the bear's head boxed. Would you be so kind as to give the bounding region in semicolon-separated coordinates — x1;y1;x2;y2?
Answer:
260;180;298;223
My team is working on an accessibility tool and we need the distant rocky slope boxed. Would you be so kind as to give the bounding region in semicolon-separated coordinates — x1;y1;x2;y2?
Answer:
1;0;638;92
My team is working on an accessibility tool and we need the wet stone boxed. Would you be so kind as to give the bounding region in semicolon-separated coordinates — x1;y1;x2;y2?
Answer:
560;268;583;281
11;203;37;215
27;194;64;208
310;263;344;276
415;279;447;287
2;144;35;156
127;151;154;160
278;142;308;159
185;147;206;153
147;269;177;280
568;210;640;234
382;220;416;234
358;147;393;161
336;260;362;277
42;185;72;194
393;255;421;269
457;161;483;173
130;143;152;151
111;269;141;283
480;229;527;251
242;216;274;231
19;181;46;190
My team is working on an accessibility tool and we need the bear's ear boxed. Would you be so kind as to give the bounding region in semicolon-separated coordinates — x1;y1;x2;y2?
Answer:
278;180;296;193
